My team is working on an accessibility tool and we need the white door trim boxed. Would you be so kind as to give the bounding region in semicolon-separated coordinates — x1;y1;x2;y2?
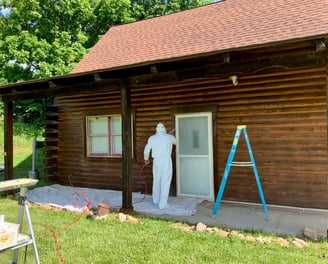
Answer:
175;112;214;200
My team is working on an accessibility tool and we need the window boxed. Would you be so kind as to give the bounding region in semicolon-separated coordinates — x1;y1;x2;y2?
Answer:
86;115;122;157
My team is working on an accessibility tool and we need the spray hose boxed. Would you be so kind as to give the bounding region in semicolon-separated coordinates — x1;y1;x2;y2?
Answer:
111;161;149;208
132;162;149;204
71;190;91;210
43;190;91;264
45;163;148;263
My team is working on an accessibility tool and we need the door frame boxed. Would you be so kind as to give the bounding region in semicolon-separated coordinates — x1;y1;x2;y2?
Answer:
175;111;214;200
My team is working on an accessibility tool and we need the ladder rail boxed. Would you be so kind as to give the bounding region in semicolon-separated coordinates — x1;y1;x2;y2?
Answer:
12;187;40;264
23;197;40;264
244;127;270;221
211;127;241;217
212;125;269;221
0;179;40;264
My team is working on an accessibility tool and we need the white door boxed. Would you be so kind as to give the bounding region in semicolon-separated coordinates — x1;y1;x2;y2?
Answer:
176;112;214;200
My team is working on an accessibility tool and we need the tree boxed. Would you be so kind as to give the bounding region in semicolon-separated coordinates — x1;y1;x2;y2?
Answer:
0;0;134;128
0;0;134;81
131;0;212;19
0;0;212;128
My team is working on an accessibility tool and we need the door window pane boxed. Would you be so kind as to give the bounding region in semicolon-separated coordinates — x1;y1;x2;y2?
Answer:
178;116;208;155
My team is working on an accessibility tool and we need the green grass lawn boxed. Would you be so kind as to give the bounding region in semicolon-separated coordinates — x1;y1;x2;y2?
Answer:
0;121;46;187
0;122;327;263
0;198;328;264
0;198;327;264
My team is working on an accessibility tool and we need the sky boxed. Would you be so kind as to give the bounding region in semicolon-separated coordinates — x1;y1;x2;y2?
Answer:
0;7;10;16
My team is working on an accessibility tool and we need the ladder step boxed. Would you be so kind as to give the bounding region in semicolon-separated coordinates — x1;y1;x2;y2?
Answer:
212;125;269;221
231;161;253;167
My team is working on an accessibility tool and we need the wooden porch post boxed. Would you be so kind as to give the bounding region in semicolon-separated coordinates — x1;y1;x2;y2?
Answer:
120;83;133;212
3;100;14;181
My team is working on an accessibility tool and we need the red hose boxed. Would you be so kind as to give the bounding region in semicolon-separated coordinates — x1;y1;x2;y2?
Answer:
44;190;90;264
111;162;149;208
45;164;147;263
132;162;148;204
71;190;91;210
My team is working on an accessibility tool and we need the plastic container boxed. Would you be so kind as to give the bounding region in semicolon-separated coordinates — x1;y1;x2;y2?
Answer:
0;222;20;250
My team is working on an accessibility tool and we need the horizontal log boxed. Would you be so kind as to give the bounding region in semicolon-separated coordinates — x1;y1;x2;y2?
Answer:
44;64;328;209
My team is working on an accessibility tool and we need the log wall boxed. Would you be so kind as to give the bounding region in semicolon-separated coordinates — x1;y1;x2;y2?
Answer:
50;65;328;209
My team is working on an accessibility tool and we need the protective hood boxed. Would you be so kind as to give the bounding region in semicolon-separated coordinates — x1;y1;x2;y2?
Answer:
156;123;167;135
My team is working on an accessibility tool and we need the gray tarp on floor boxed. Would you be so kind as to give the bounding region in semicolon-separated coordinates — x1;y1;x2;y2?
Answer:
26;184;328;236
27;184;203;216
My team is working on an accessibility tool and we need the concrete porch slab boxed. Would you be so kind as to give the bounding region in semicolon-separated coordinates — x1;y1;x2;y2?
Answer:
155;200;328;236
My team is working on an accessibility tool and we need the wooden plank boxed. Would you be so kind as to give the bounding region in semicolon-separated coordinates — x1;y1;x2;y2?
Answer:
120;83;133;211
3;100;13;181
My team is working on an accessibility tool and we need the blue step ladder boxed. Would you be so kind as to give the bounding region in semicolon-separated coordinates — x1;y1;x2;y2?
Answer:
212;125;269;221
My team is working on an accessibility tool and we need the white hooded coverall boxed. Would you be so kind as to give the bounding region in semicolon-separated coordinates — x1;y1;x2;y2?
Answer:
144;123;176;209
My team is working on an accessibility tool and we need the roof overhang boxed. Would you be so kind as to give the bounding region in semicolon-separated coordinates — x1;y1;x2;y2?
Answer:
0;36;327;102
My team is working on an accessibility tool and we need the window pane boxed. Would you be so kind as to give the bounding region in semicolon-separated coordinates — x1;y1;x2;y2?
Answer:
112;135;122;154
89;117;108;135
86;114;127;157
91;137;109;154
111;117;121;135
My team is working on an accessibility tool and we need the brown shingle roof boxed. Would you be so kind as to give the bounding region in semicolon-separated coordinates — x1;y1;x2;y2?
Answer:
72;0;328;73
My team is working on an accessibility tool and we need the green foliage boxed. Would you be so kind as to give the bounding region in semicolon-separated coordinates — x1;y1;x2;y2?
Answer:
86;0;135;47
0;0;135;126
0;0;212;127
0;99;47;130
0;0;212;82
12;99;52;130
0;0;139;82
131;0;213;19
0;120;44;181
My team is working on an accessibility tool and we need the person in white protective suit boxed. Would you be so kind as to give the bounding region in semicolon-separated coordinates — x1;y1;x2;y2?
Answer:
144;123;176;209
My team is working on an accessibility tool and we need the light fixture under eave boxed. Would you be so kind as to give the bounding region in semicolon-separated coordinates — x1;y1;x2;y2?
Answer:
229;75;238;86
222;52;230;63
150;65;158;74
48;81;56;88
94;73;102;82
316;39;326;52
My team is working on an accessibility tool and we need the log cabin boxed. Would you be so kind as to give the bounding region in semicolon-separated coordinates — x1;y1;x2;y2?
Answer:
1;0;328;210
